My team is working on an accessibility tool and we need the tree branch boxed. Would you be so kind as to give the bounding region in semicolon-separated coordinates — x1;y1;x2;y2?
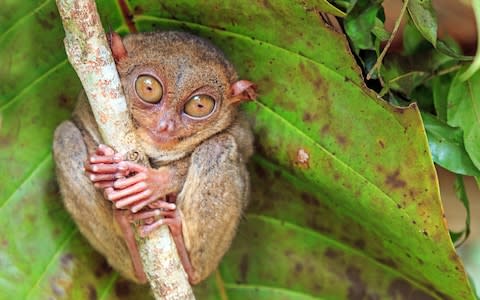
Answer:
55;0;195;299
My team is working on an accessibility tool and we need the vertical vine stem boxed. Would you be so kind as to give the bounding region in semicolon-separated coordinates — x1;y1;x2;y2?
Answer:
366;0;410;81
55;0;195;299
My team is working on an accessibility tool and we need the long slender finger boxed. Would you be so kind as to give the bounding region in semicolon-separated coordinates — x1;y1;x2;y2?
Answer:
132;199;175;213
129;209;163;221
94;181;115;189
89;154;123;164
106;182;148;202
87;173;117;182
117;161;148;174
140;219;165;237
85;163;118;174
96;144;115;156
114;172;147;189
115;189;152;208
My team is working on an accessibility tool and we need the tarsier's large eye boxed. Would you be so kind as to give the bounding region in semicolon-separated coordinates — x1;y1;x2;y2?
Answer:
184;95;216;118
135;75;163;103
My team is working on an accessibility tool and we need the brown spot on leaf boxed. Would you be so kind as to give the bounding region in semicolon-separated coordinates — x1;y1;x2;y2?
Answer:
354;239;365;250
377;257;397;268
294;262;303;274
57;93;74;109
325;248;341;259
336;135;348;146
378;140;385;148
320;124;330;135
346;266;366;300
239;253;249;283
303;112;313;122
301;192;319;207
385;170;406;189
388;279;435;300
35;11;56;30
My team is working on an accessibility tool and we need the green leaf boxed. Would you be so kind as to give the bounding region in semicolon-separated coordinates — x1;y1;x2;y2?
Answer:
407;0;438;47
460;0;480;81
447;69;480;171
449;175;471;246
344;0;382;52
402;20;429;56
432;73;453;121
0;0;475;299
422;113;480;177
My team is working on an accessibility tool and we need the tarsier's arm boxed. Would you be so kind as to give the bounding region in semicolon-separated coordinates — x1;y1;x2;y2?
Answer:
84;146;190;277
84;146;188;213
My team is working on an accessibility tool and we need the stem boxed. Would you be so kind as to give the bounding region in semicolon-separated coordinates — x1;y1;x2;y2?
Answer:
366;0;410;81
55;1;194;299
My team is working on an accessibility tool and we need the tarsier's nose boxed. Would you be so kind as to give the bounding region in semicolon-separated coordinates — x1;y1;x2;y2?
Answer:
157;119;175;133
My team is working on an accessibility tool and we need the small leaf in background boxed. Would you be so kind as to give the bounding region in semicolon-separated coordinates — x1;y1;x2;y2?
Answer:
432;73;453;121
402;20;430;56
449;175;471;246
344;0;383;53
407;0;438;47
447;69;480;171
422;113;480;177
460;0;480;81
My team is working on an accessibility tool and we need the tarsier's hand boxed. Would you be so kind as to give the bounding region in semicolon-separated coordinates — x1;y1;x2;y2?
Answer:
84;144;176;213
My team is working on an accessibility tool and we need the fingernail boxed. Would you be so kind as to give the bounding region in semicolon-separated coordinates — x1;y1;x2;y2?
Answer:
89;174;95;181
92;166;98;172
169;204;176;210
90;157;96;163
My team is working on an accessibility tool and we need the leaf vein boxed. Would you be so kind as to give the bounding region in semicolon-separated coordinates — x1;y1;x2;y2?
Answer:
247;214;439;299
0;0;51;43
0;152;51;209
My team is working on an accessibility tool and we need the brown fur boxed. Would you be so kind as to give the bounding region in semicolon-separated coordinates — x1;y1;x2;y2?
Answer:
53;31;253;284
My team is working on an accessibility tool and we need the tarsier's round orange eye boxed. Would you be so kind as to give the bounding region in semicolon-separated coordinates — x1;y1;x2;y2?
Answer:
184;95;216;118
135;75;163;103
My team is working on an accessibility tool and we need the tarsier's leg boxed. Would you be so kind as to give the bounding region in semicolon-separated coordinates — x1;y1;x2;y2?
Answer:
176;133;250;284
131;195;196;283
53;121;142;282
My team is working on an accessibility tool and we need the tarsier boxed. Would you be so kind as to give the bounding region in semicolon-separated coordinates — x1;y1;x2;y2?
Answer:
53;31;256;284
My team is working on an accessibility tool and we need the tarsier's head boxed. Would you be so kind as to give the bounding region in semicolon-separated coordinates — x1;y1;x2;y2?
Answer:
110;31;255;161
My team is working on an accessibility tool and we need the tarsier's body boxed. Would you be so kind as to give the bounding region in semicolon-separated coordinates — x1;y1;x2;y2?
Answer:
53;31;255;284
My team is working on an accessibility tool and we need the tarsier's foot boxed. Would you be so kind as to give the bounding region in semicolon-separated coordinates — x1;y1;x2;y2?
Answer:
129;198;181;238
130;199;197;284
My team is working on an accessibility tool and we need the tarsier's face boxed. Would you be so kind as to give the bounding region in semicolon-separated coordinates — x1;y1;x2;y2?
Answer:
113;31;254;159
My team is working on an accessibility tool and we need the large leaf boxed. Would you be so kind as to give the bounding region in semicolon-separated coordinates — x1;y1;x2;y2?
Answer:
0;0;474;299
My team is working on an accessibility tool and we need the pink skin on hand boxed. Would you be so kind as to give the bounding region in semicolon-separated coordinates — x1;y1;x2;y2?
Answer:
84;144;175;213
84;144;196;283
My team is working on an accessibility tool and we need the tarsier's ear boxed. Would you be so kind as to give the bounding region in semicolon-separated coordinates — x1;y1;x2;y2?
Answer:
229;80;257;104
108;32;128;63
